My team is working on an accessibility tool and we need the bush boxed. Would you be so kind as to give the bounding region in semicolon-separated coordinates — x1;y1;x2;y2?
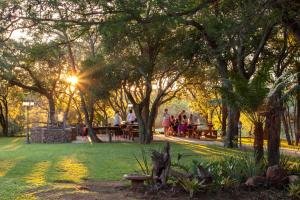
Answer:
288;181;300;200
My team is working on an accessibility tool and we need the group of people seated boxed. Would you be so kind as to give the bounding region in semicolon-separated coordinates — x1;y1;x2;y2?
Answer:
162;109;197;136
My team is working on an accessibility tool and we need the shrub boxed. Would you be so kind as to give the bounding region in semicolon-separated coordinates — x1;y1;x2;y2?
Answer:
288;181;300;200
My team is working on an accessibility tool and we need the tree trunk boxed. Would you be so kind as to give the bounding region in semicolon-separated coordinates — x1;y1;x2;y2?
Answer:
151;142;171;186
254;121;264;163
296;64;300;145
221;102;228;137
225;105;240;148
135;109;152;144
63;93;73;130
133;101;158;144
47;95;56;126
0;97;9;136
282;109;292;145
79;90;101;143
63;31;100;143
266;94;282;166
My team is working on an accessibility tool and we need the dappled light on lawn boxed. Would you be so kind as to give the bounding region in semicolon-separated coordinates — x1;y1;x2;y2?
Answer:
25;161;51;186
0;160;17;177
56;157;88;182
0;138;22;151
180;142;245;159
242;138;300;151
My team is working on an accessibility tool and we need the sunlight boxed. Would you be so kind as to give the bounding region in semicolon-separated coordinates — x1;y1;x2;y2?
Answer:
66;76;78;85
25;161;51;186
57;157;88;182
0;160;17;177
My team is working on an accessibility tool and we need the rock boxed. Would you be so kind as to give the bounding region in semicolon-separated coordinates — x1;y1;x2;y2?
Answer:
288;175;300;184
245;176;266;187
266;165;288;186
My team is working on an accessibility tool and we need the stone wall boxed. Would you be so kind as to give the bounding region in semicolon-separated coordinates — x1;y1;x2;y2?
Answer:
31;127;76;143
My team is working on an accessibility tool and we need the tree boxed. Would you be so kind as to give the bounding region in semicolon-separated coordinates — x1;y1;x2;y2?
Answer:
85;1;195;144
220;69;270;163
0;41;65;125
0;81;9;136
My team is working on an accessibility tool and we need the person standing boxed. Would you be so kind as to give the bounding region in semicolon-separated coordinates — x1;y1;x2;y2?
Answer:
177;110;185;135
181;114;188;135
114;111;122;126
162;109;170;136
127;109;136;123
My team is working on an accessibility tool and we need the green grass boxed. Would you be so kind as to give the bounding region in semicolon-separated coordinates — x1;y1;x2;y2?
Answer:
0;137;251;200
241;137;300;151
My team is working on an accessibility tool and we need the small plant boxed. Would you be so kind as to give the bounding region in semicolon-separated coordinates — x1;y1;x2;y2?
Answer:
178;177;206;198
133;148;154;185
288;182;300;200
280;154;293;172
220;176;239;190
239;154;266;178
134;148;151;175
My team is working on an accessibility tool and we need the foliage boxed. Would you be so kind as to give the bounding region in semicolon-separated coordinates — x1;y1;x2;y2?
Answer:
177;177;206;198
175;153;267;192
133;148;152;176
280;154;300;175
219;68;270;123
288;182;300;200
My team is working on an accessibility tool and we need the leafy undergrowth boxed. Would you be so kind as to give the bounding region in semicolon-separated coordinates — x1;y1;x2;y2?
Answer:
20;180;292;200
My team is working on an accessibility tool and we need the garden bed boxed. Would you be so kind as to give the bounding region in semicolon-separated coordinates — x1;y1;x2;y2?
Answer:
22;180;291;200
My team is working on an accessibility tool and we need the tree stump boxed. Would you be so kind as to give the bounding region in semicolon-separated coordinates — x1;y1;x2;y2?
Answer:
151;142;171;186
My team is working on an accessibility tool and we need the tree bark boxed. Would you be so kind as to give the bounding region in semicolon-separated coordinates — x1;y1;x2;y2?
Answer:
47;95;56;126
0;102;8;136
254;121;264;163
79;90;101;143
63;93;73;130
282;109;292;145
296;64;300;145
266;94;282;166
151;142;171;186
221;102;228;137
225;105;240;148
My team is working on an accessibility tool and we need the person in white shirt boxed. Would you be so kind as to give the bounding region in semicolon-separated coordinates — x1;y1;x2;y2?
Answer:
127;109;136;123
114;111;122;126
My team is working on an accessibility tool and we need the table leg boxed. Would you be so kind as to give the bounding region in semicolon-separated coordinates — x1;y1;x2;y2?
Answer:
109;131;112;143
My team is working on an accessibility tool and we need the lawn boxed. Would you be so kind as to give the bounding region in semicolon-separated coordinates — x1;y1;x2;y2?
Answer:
0;137;260;200
241;137;300;151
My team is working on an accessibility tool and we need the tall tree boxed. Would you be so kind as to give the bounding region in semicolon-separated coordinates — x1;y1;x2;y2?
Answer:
0;41;65;125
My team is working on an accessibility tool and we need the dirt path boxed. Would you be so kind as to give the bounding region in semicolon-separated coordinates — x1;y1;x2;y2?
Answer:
23;180;290;200
153;135;300;157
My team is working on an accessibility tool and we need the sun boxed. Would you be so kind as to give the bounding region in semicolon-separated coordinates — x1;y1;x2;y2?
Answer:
66;76;78;85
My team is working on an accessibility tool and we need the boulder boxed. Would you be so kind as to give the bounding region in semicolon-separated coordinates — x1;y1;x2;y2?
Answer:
245;176;266;187
288;175;300;184
266;165;288;186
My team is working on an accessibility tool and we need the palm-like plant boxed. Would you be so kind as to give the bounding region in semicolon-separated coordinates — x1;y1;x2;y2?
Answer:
220;66;270;163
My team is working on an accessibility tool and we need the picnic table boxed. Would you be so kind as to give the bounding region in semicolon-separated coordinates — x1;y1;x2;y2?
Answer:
93;123;139;142
122;123;139;140
186;123;218;139
93;126;123;142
